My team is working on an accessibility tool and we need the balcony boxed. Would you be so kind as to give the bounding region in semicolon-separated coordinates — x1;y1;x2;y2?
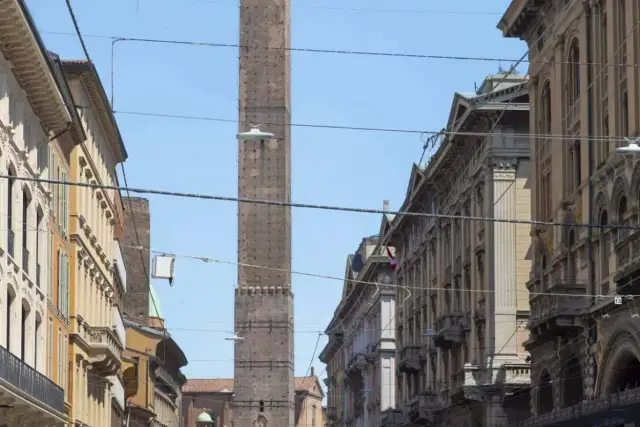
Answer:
380;408;403;426
346;353;366;374
8;229;14;257
154;364;181;395
22;247;29;274
406;391;438;423
0;341;66;422
398;345;421;373
74;324;123;377
433;313;464;348
113;240;127;292
326;406;337;421
528;271;588;338
364;344;377;361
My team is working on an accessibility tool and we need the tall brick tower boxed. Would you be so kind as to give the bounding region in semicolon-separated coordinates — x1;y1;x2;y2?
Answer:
233;0;294;425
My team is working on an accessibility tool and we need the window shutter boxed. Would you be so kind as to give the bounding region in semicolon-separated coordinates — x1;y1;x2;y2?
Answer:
61;172;67;233
57;250;62;311
65;255;70;317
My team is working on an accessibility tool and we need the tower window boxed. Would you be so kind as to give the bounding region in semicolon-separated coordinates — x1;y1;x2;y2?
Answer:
259;400;264;412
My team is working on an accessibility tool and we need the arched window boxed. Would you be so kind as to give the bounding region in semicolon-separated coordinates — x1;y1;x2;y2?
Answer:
539;82;553;220
7;167;15;257
540;82;552;133
568;39;580;104
599;210;609;281
22;188;31;274
618;196;628;241
20;300;30;362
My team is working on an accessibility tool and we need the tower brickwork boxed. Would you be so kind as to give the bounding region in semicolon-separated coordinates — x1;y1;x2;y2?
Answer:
234;0;294;425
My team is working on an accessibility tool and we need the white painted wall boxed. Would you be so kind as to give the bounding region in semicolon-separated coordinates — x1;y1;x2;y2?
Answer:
0;52;51;373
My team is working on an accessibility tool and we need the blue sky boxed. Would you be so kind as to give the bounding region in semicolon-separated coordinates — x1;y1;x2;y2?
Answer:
27;0;524;382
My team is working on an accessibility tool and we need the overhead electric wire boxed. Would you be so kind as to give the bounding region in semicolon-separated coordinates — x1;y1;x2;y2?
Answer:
102;109;640;141
315;5;587;388
40;30;640;68
176;0;507;15
5;173;640;231
62;0;166;362
8;194;626;308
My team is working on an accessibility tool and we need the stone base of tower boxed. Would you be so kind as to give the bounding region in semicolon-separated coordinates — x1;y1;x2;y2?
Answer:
234;286;295;427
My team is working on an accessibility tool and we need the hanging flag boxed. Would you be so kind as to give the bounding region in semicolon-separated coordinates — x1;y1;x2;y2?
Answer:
386;247;397;271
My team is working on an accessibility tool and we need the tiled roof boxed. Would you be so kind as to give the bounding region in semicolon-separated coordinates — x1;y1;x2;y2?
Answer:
182;376;318;393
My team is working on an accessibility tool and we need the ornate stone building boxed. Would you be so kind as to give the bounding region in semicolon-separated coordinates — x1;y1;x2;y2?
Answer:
0;1;72;425
499;0;640;425
62;59;128;427
379;73;532;426
320;227;397;427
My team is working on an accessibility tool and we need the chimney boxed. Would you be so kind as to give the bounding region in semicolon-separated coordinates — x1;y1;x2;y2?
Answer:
383;200;390;212
310;367;315;376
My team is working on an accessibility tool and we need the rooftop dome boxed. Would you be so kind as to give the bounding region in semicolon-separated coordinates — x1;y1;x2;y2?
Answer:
197;411;214;423
149;285;162;318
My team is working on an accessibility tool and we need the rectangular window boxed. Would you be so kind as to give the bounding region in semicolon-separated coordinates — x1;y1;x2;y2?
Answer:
55;166;60;220
312;405;316;427
57;250;62;311
47;318;53;376
57;329;63;384
47;233;52;302
62;335;68;399
61;171;68;233
63;254;69;319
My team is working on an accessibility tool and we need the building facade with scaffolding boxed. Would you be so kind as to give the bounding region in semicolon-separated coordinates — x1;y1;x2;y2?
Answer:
378;72;532;426
500;0;640;426
320;231;397;427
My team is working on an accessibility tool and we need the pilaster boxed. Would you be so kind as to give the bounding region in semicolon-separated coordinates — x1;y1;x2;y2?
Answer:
491;162;518;359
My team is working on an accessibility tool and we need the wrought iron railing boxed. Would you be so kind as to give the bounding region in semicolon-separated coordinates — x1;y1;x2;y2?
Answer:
0;342;64;413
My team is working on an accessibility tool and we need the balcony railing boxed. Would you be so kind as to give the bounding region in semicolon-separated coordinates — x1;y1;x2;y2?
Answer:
8;229;14;257
0;340;65;413
22;248;29;274
398;345;421;373
86;327;123;376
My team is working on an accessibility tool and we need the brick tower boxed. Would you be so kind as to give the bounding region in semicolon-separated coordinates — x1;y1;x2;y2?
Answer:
233;0;294;425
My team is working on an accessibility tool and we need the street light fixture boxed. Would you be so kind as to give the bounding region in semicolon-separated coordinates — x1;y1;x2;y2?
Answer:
616;137;640;154
236;126;274;140
225;333;245;342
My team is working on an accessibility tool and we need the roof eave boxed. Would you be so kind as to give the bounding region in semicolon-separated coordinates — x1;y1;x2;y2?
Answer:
61;60;129;162
498;0;534;39
0;0;72;134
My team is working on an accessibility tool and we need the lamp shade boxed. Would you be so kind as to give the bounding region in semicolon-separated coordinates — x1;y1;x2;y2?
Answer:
197;411;214;423
616;141;640;154
237;127;274;140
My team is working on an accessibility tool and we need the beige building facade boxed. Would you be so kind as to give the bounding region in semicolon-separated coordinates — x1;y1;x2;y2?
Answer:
380;73;532;426
500;0;640;425
320;231;396;427
62;59;128;427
